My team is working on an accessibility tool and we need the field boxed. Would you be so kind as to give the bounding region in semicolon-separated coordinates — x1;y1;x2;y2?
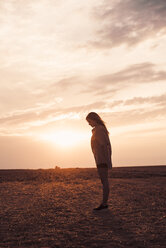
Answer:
0;166;166;248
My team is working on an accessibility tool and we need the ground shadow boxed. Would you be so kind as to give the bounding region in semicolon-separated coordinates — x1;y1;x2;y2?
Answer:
90;208;146;248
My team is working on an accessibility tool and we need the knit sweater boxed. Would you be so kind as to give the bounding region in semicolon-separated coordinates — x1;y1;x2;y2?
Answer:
91;125;112;169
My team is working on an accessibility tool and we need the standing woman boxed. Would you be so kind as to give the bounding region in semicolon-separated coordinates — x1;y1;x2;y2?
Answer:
86;112;112;211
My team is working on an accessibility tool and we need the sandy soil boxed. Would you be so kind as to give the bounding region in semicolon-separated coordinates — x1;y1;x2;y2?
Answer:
0;166;166;248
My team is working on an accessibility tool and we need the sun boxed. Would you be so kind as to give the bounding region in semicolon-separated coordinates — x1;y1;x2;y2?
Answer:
39;129;86;148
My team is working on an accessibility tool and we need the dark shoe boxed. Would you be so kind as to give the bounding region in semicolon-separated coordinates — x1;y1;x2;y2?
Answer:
93;204;108;211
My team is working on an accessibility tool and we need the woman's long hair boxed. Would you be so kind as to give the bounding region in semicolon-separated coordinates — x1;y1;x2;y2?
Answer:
86;112;109;134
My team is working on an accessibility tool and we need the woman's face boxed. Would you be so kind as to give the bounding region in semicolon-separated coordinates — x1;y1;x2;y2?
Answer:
87;118;97;127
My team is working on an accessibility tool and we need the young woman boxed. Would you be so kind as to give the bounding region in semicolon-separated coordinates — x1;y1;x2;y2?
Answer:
86;112;112;211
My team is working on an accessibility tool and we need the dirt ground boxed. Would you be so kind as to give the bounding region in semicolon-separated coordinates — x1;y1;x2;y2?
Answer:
0;166;166;248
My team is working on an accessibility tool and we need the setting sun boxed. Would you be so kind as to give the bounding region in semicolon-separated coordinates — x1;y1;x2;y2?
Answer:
39;130;87;148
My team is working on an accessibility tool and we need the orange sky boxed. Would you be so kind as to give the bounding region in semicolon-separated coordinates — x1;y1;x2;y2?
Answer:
0;0;166;169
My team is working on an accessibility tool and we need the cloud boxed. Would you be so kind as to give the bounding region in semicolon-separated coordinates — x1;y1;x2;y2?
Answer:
84;62;166;96
0;100;107;129
0;0;96;59
1;90;166;136
102;105;166;128
124;93;166;106
0;74;84;116
47;76;85;96
0;60;165;135
92;0;166;48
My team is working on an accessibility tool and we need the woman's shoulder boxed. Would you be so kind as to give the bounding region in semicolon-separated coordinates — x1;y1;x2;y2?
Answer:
94;125;109;144
96;125;105;130
95;125;107;134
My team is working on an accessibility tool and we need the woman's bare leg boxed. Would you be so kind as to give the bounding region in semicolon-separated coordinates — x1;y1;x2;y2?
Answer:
97;167;109;205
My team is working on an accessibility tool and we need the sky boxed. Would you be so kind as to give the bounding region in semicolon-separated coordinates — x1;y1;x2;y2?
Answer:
0;0;166;169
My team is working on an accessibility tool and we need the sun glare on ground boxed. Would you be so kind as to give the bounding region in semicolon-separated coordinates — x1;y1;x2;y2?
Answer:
39;129;87;148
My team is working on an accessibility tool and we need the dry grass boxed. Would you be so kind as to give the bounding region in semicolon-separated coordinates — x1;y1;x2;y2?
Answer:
0;166;166;248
